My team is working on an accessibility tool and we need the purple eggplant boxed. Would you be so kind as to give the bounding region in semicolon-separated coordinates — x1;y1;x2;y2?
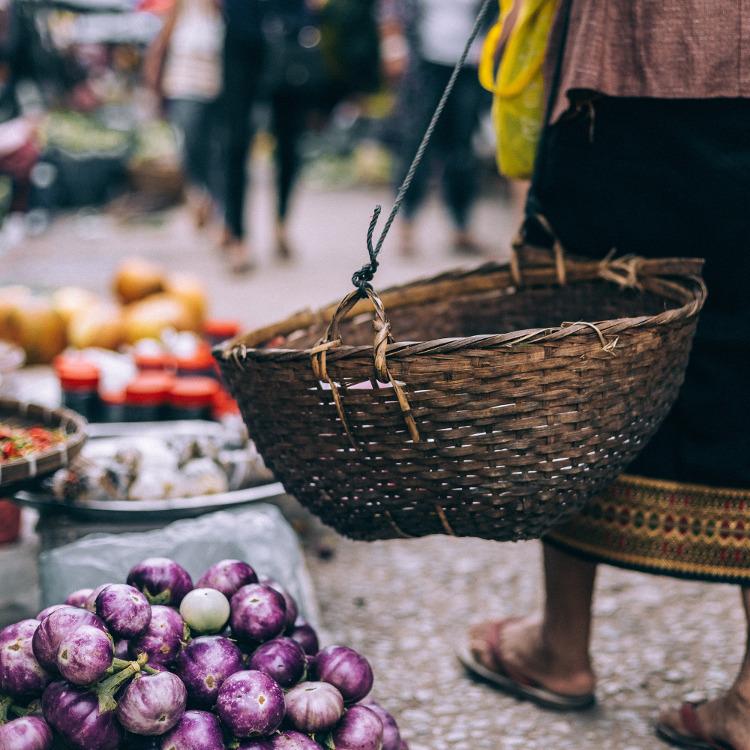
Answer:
174;635;243;708
41;681;121;750
65;589;94;609
0;620;50;698
284;682;344;734
0;716;53;750
127;558;193;606
259;579;298;632
288;621;319;657
329;705;383;750
272;731;325;749
114;640;130;660
216;670;285;738
56;624;114;686
32;606;107;674
362;702;401;750
130;605;187;668
230;585;287;645
399;743;408;750
315;647;373;704
95;584;152;640
35;605;66;621
236;741;275;750
116;671;187;735
195;560;258;598
85;585;113;613
159;710;224;750
248;637;306;688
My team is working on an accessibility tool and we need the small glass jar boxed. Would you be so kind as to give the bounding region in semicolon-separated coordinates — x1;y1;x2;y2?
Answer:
135;350;177;374
176;343;218;380
124;373;175;422
99;390;127;423
168;377;220;421
56;359;101;421
203;319;241;348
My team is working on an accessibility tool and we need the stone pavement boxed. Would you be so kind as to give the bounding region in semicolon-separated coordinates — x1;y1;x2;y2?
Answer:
309;535;743;750
2;173;743;749
1;168;520;329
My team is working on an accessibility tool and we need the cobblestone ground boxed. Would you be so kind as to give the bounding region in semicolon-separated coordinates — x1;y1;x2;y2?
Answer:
308;534;744;750
3;174;741;749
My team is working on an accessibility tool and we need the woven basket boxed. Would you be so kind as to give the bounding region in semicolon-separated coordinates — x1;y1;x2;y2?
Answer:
0;399;87;491
216;253;706;542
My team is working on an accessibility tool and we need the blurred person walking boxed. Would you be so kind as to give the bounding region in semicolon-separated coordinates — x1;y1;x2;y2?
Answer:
221;0;324;272
380;0;489;256
145;0;224;229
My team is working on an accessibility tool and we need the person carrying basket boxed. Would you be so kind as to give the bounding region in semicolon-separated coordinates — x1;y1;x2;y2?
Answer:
461;2;750;748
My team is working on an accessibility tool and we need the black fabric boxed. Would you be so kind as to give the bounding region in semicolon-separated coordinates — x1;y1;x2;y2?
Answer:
221;31;308;238
223;0;266;43
529;96;750;488
221;36;264;240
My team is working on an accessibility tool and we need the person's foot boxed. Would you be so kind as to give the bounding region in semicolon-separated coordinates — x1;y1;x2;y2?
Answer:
187;189;213;230
453;230;483;256
658;693;750;749
469;617;596;698
276;223;293;261
224;240;255;274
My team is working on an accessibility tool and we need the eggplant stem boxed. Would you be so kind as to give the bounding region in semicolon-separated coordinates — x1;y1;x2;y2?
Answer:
9;700;40;718
95;656;145;713
0;695;12;725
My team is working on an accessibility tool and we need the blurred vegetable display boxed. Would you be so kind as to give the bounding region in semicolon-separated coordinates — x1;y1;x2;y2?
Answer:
0;257;208;363
0;556;409;749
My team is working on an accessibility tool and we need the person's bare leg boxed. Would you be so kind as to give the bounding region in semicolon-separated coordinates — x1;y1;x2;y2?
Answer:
470;543;597;696
658;587;750;749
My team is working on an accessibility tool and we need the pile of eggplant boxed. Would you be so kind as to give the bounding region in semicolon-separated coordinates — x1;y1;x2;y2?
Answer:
0;558;407;750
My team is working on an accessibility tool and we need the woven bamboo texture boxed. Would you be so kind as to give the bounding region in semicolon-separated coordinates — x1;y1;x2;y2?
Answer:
0;399;87;490
217;255;706;542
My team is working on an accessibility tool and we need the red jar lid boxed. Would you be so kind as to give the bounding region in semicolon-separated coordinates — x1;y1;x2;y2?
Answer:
125;373;175;406
56;359;100;391
176;343;216;373
204;319;241;340
169;377;220;409
100;390;126;406
135;351;177;372
212;388;240;418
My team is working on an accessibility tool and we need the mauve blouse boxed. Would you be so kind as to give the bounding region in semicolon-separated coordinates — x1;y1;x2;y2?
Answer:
549;0;750;119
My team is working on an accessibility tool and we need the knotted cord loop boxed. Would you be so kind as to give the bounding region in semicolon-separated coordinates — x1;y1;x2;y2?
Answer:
350;0;495;291
352;205;382;292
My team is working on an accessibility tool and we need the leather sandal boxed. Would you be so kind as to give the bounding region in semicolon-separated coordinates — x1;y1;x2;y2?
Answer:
656;701;736;750
456;619;596;712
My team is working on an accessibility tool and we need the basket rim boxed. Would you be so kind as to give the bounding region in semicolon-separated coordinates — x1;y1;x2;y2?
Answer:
0;398;88;488
218;256;706;363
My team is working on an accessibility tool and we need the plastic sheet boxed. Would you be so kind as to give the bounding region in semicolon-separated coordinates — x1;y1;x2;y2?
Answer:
38;503;319;626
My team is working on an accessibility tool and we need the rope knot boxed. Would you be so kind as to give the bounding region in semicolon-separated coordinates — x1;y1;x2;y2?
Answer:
352;205;383;292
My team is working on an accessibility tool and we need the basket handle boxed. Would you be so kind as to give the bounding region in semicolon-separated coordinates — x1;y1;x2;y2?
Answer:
310;286;420;448
510;214;568;287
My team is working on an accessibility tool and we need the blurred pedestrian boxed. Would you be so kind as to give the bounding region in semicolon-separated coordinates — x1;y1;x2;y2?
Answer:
380;0;489;256
145;0;224;230
460;2;750;748
221;0;324;272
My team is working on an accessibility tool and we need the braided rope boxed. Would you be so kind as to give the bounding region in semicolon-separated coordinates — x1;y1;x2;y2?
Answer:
352;0;496;292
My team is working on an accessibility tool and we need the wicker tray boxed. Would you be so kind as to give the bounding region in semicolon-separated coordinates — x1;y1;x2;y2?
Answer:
216;254;706;542
0;399;87;491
